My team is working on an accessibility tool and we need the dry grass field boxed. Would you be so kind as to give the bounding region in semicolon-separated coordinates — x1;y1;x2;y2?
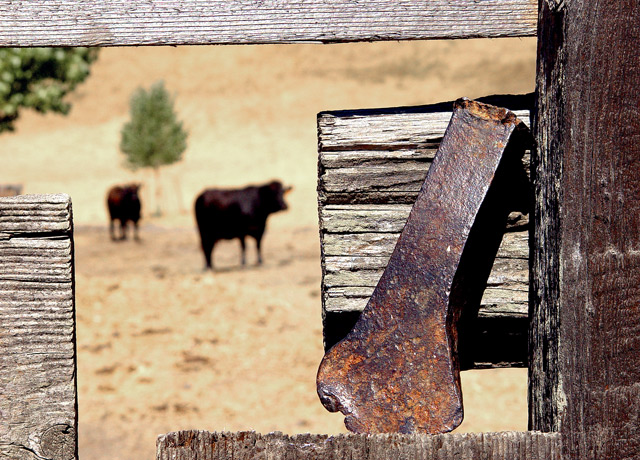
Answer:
0;39;536;460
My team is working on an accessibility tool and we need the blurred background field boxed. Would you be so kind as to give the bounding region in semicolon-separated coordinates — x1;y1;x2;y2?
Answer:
0;39;536;460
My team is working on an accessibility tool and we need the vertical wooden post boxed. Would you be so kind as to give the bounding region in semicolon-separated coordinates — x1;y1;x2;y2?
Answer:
530;0;640;458
0;194;76;460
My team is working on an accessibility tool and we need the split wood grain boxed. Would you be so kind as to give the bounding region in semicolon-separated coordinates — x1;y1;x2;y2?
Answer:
318;96;533;368
0;0;536;47
156;430;561;460
0;194;76;460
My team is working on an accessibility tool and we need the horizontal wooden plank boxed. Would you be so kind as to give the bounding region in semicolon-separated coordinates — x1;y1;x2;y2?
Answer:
322;230;528;258
0;281;74;300
318;109;530;151
480;288;528;313
0;207;73;283
324;287;527;316
0;193;70;206
320;159;530;205
319;112;452;150
320;204;411;233
323;271;528;311
323;282;528;308
323;223;529;316
0;0;537;47
156;430;561;459
0;194;72;235
0;237;72;250
321;148;439;169
324;256;527;285
321;163;430;200
0;194;76;460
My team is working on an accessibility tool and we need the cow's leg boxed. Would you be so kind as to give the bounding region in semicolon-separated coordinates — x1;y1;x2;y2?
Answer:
254;233;264;265
196;222;215;269
120;219;127;240
109;219;117;241
239;236;246;266
201;238;214;270
133;220;140;241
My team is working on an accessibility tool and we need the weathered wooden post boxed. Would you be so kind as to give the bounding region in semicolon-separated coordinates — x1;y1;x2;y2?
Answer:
0;194;76;460
529;0;640;458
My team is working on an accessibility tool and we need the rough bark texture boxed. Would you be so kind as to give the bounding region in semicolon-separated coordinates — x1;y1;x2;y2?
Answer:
0;194;76;460
0;0;536;47
530;0;640;458
318;95;533;369
157;430;561;460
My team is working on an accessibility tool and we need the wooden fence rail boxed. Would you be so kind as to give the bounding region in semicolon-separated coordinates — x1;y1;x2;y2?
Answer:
157;430;561;460
0;0;537;47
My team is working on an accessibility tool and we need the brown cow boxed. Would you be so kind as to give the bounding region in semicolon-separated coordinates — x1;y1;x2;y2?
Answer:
107;184;142;241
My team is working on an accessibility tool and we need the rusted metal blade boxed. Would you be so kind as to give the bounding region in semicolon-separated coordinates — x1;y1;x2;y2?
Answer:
316;98;532;434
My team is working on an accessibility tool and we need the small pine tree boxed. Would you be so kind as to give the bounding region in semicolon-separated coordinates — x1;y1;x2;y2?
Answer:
120;81;187;216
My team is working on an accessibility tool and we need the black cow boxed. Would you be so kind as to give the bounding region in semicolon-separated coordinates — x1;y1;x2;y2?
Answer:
107;184;142;241
194;181;291;269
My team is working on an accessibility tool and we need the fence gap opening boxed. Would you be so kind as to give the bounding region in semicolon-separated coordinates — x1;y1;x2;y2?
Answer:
0;39;536;460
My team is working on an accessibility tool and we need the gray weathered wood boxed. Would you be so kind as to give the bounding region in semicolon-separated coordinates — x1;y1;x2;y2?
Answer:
0;0;537;47
322;226;528;315
0;194;76;460
318;96;532;368
156;430;561;460
530;0;640;458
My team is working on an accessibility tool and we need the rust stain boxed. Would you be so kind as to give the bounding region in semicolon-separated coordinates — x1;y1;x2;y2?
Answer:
316;98;531;434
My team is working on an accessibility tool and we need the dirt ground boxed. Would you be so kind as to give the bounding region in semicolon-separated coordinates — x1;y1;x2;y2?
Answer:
0;39;537;460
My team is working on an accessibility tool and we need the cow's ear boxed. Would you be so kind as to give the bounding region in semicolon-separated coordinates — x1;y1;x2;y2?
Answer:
284;186;293;194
